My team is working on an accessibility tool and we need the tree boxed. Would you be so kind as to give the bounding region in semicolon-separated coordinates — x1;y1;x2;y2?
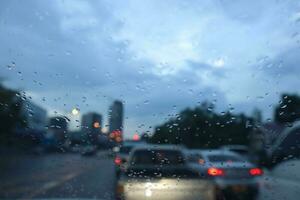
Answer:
0;82;24;145
150;102;255;148
274;94;300;124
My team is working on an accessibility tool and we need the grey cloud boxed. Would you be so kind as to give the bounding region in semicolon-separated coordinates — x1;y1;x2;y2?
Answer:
187;60;227;79
262;47;300;76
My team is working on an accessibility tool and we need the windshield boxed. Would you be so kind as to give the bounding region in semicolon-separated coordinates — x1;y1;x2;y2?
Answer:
1;0;300;199
131;150;184;166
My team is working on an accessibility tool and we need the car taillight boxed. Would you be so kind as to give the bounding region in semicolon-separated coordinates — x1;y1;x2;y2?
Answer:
249;168;263;176
114;156;122;165
207;167;224;176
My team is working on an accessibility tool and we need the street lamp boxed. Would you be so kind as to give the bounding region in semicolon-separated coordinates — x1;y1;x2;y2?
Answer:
71;108;80;115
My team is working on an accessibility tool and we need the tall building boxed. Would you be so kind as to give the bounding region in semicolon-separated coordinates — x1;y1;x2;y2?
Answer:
48;116;69;142
16;99;47;142
20;100;47;132
109;100;124;143
81;112;102;143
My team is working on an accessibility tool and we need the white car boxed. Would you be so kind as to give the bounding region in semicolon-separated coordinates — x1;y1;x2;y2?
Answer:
116;145;216;200
114;141;146;177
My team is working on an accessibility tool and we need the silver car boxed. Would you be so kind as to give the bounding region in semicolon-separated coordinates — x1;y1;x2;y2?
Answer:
186;149;263;200
114;141;146;177
116;145;216;200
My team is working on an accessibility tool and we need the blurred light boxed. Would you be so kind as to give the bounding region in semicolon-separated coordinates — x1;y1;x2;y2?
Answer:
113;146;120;153
71;108;79;115
115;136;122;143
114;156;122;165
115;130;122;137
249;168;263;176
198;159;205;165
93;122;100;128
109;132;115;139
116;183;124;194
207;167;224;176
133;133;140;141
145;189;152;197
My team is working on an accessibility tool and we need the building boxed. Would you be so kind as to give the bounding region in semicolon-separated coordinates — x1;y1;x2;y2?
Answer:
17;99;47;142
47;116;69;142
20;100;47;132
108;100;124;143
81;112;102;143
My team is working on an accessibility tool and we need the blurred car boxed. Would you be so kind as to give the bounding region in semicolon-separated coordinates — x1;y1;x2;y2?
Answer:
80;145;97;156
220;145;251;160
186;149;263;200
268;124;300;168
115;145;216;200
259;159;300;200
70;144;82;153
114;141;145;177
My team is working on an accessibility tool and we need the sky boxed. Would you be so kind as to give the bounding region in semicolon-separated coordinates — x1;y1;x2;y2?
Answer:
1;0;300;138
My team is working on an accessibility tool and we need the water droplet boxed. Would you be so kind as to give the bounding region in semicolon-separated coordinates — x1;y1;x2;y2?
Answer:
7;62;16;70
65;50;72;56
281;104;287;109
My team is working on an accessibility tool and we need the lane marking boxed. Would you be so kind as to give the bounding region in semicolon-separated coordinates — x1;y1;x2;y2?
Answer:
23;171;81;199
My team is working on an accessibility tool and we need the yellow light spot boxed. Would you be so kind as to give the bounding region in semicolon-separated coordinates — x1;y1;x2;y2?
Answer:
93;122;100;128
71;108;79;115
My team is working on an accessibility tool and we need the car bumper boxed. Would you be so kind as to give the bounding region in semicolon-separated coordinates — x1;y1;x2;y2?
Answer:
219;184;259;200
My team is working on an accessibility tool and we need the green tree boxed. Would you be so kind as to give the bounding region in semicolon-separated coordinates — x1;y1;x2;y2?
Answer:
274;94;300;124
150;102;254;148
0;82;23;145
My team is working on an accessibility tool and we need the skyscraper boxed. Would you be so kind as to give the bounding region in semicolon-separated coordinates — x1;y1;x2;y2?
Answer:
108;100;123;142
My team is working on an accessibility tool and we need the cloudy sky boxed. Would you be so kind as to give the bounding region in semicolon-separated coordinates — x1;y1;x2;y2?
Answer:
1;0;300;138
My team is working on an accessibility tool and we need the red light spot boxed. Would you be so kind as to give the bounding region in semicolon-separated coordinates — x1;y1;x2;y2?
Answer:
115;136;122;143
249;168;263;176
133;133;140;141
207;167;224;176
114;156;122;165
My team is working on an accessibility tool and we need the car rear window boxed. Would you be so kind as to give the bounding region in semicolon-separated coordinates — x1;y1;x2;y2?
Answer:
187;153;204;163
208;154;242;162
119;146;133;154
131;149;184;166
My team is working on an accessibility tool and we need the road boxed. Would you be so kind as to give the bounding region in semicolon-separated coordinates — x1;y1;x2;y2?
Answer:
0;151;116;199
1;151;299;200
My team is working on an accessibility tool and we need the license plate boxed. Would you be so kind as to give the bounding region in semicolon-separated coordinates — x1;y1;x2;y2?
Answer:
231;185;247;193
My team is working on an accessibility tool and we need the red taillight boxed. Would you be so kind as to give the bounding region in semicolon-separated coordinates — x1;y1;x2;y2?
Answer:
207;167;224;176
114;156;122;165
249;168;263;176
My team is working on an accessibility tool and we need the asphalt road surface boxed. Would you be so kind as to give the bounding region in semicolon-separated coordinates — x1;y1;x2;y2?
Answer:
1;151;299;200
0;151;116;199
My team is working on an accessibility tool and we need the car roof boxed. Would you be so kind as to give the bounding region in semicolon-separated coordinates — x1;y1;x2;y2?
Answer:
131;144;185;152
187;149;241;157
187;149;249;163
221;145;248;150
